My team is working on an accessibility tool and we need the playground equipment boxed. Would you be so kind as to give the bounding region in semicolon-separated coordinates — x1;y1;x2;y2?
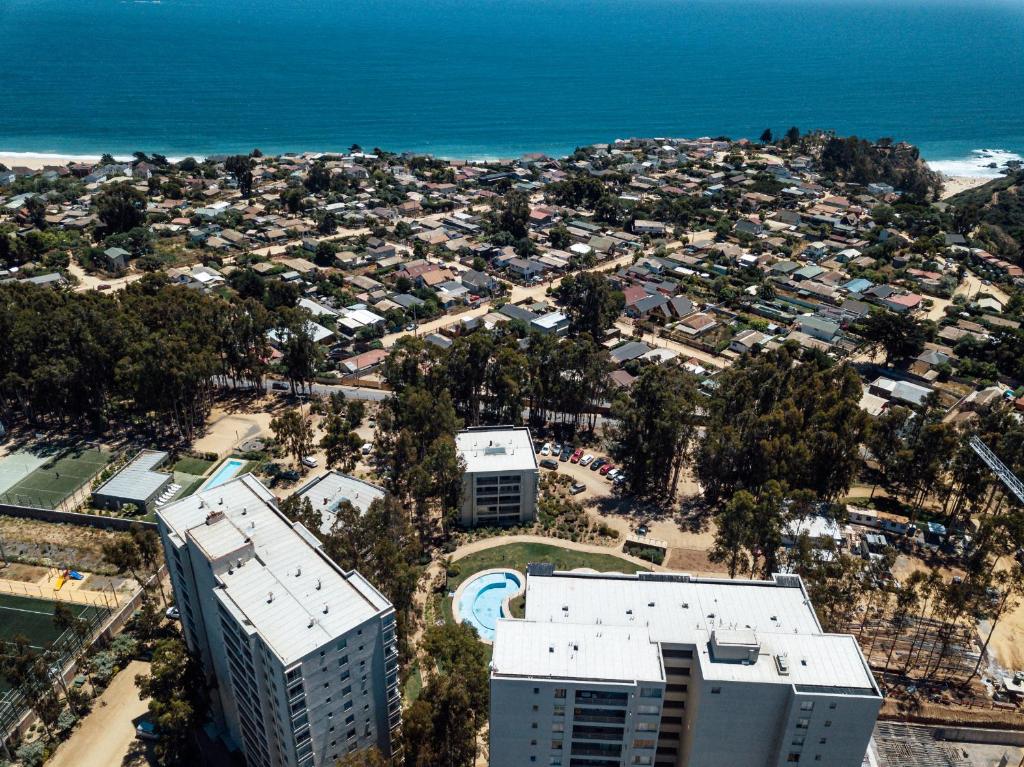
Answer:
53;568;84;591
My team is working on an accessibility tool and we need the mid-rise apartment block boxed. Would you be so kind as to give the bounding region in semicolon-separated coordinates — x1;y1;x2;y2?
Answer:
456;426;539;527
157;475;401;767
490;568;881;767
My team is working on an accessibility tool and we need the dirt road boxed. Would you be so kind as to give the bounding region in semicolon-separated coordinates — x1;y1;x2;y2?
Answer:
47;660;152;767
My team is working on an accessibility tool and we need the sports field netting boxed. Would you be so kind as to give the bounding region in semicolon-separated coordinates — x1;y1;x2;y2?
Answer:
0;447;113;509
0;593;104;648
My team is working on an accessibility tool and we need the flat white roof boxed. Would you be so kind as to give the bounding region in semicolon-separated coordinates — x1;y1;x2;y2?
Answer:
159;475;391;665
492;619;664;684
456;427;537;474
519;571;877;693
93;449;170;503
294;471;386;534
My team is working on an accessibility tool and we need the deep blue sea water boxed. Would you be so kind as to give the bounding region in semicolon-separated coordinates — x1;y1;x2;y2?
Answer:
1;0;1022;166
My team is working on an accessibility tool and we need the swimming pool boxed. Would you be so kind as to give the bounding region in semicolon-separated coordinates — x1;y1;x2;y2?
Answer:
455;570;523;642
201;458;246;491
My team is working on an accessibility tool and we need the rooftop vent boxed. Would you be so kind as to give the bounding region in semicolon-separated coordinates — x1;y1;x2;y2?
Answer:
548;645;555;653
241;507;247;516
296;566;302;577
308;618;314;628
323;603;329;614
775;654;790;676
267;591;274;603
316;579;322;591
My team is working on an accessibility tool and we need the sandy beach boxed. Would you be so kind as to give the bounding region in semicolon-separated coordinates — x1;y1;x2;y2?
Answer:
940;174;993;199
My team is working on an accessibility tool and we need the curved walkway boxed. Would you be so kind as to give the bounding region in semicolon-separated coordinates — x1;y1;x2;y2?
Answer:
449;533;661;571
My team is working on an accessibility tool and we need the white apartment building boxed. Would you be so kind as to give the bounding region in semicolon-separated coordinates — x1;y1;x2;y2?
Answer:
491;568;881;767
456;426;539;527
157;475;401;767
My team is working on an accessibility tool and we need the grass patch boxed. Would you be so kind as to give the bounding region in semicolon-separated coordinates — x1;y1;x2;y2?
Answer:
508;594;526;618
447;542;647;592
172;456;215;475
403;665;423;704
1;448;113;509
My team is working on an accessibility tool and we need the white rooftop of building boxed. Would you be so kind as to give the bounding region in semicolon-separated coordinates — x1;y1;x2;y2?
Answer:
159;475;391;666
492;619;664;684
293;471;387;534
516;571;877;693
456;427;537;474
93;449;170;502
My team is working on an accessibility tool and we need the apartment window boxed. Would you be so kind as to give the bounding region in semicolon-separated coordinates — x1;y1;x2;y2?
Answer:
530;740;537;746
346;714;355;725
553;705;565;717
636;722;657;732
347;728;356;740
534;687;540;694
639;687;662;698
792;736;805;746
337;639;347;651
532;722;538;729
338;656;348;666
554;688;566;699
829;702;837;710
800;701;814;711
532;705;539;712
633;739;656;749
342;686;352;696
815;757;822;762
710;687;721;694
824;721;832;728
632;758;652;766
796;718;809;730
637;705;660;715
819;738;827;745
552;723;564;733
787;754;801;763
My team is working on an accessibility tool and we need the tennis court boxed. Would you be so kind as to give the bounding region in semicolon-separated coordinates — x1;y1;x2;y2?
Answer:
0;593;108;694
0;447;113;509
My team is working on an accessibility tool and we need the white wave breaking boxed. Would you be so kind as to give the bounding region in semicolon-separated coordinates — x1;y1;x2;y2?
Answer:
927;148;1023;179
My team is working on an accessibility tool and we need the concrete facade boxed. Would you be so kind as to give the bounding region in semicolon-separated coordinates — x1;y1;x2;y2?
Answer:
157;475;401;767
490;569;881;767
456;426;539;527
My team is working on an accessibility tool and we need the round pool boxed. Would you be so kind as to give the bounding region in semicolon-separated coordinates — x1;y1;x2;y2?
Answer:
453;569;524;643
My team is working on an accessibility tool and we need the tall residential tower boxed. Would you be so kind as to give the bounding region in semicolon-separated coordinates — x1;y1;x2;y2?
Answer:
157;475;401;767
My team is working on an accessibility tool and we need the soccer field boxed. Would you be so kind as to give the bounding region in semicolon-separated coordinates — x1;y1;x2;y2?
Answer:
0;447;113;509
0;593;105;648
0;593;108;694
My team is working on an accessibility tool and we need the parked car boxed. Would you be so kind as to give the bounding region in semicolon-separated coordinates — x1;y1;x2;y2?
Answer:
271;381;289;391
135;718;160;742
361;443;372;455
559;447;572;462
301;455;318;468
570;448;584;463
606;468;620;480
96;283;111;291
540;458;558;470
590;458;607;471
405;323;416;331
570;483;586;495
165;606;180;620
599;463;615;476
579;454;594;467
540;442;552;456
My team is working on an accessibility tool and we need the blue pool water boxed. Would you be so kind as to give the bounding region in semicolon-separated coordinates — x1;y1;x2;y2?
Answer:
458;571;523;642
203;458;246;490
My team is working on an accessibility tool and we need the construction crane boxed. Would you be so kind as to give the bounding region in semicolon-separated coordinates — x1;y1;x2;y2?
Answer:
969;435;1024;506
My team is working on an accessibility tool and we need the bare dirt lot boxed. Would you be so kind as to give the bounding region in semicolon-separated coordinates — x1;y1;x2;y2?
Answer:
0;516;133;575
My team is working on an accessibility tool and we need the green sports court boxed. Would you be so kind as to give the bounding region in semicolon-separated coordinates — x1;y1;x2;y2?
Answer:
0;446;113;509
0;593;108;694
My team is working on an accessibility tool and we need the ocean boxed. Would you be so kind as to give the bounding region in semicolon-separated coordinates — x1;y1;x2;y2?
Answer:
1;0;1023;171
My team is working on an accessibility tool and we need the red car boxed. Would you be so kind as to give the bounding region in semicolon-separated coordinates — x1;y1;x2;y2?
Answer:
570;448;584;463
599;463;615;476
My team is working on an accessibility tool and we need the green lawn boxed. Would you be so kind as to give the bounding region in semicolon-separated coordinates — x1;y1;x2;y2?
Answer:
0;448;113;509
448;542;647;592
403;665;423;704
171;456;215;476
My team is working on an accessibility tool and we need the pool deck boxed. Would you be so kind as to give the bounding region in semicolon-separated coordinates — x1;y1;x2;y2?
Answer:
451;567;525;645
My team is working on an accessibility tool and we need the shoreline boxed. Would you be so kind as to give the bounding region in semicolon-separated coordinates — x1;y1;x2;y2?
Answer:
2;147;1021;181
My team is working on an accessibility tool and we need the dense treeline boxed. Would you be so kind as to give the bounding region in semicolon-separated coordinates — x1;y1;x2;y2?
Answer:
0;279;319;439
697;345;869;505
819;136;942;202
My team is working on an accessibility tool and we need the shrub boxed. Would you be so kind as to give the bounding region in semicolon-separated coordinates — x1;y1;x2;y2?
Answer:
110;633;139;662
88;650;119;685
16;741;47;767
56;708;78;734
